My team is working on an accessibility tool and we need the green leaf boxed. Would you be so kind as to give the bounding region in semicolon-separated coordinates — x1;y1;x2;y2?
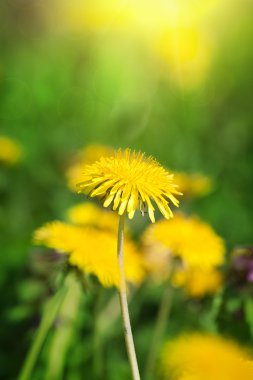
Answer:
45;272;82;380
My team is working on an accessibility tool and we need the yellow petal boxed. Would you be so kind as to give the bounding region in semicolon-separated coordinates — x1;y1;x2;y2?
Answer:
128;210;135;219
103;193;115;207
127;188;138;213
118;198;129;215
122;183;132;201
113;189;123;211
145;196;155;223
155;199;173;219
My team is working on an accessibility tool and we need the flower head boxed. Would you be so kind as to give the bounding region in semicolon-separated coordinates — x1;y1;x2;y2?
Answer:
34;221;144;288
143;213;225;268
174;172;213;198
160;333;253;380
0;136;22;165
77;149;181;223
172;267;223;297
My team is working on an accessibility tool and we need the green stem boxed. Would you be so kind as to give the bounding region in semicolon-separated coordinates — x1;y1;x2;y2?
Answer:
144;283;173;380
45;272;82;380
18;279;68;380
93;287;104;379
117;215;141;380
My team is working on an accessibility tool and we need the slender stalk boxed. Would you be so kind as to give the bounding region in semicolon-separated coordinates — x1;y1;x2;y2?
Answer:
93;287;104;379
45;272;82;380
144;284;173;380
117;214;141;380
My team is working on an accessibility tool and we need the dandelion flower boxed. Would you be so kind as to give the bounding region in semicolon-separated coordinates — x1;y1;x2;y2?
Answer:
77;149;181;223
172;267;223;297
69;229;144;288
34;221;83;253
76;148;179;378
0;136;22;165
174;172;213;198
67;202;119;232
34;221;144;288
142;236;223;296
66;144;113;191
143;213;225;268
160;333;253;380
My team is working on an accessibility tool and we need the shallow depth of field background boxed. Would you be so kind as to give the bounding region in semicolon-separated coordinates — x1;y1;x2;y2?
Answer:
0;1;253;379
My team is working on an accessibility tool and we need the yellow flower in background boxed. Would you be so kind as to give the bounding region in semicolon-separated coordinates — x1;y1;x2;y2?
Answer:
174;172;213;198
34;221;144;288
142;227;223;297
172;267;223;297
0;136;22;166
67;202;119;232
77;149;181;223
34;221;83;253
69;229;144;288
160;333;253;380
143;213;225;268
66;144;114;191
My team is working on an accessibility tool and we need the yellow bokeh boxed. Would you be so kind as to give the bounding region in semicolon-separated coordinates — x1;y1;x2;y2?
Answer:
53;0;231;87
0;136;22;166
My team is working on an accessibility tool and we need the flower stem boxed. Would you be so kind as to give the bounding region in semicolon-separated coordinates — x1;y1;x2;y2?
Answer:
144;283;173;379
117;214;141;380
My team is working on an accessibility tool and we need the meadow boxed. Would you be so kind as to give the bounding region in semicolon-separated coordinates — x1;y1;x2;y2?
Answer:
0;1;253;379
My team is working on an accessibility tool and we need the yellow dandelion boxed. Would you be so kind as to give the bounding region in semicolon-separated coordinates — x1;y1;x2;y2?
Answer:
67;202;119;232
160;333;253;380
34;221;144;288
66;144;113;191
34;221;83;253
143;213;225;268
0;136;22;165
77;149;181;223
172;267;223;297
174;172;213;198
76;148;179;378
69;229;144;288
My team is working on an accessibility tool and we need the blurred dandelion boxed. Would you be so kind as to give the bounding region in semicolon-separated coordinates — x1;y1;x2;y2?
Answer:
34;221;144;288
160;333;253;380
143;213;225;268
143;213;225;376
172;267;223;297
174;172;213;198
142;214;224;297
0;136;22;166
66;202;119;232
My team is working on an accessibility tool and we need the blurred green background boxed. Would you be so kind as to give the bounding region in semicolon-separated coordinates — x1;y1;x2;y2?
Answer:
0;0;253;379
